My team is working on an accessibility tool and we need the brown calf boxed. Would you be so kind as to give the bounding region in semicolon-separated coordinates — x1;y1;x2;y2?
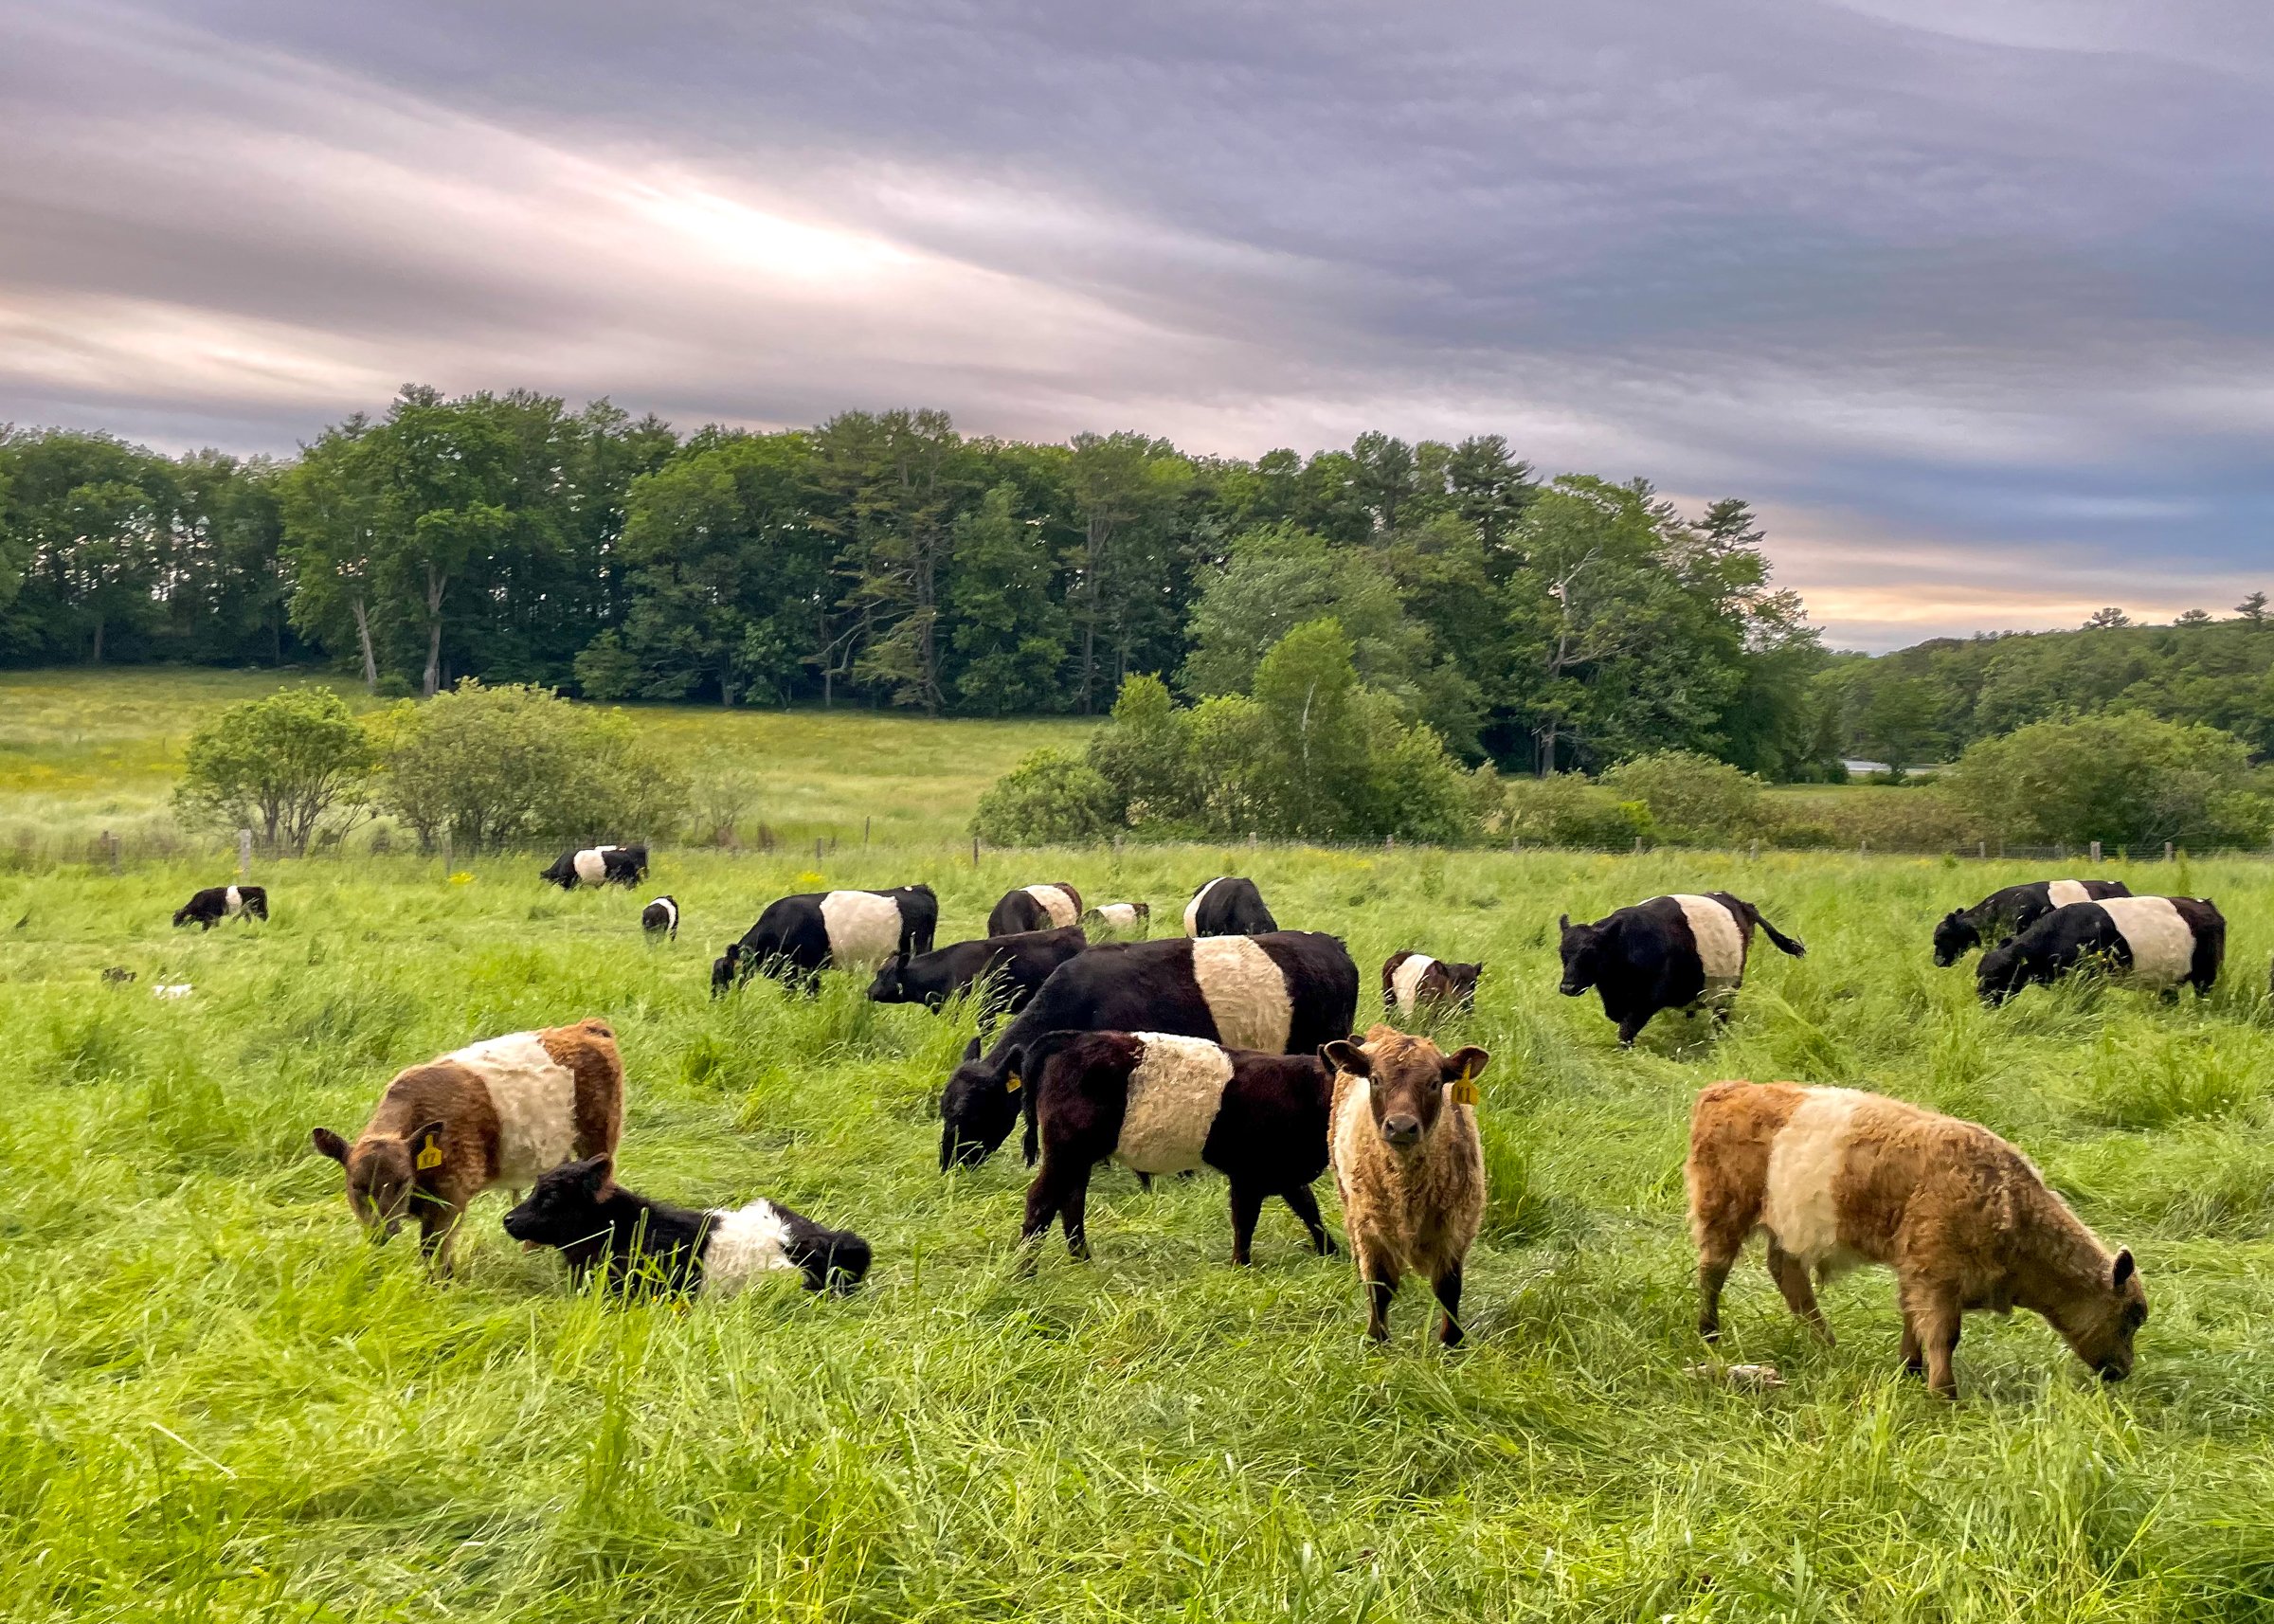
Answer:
311;1018;624;1271
1325;1025;1489;1345
1687;1080;2146;1398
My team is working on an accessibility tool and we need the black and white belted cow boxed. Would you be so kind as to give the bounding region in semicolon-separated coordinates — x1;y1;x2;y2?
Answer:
937;929;1359;1168
1382;950;1483;1017
1557;892;1806;1045
1933;878;2132;966
1183;876;1276;937
1082;901;1151;936
989;883;1082;936
540;844;648;889
641;896;679;939
173;884;268;929
713;885;938;995
1977;894;2225;1004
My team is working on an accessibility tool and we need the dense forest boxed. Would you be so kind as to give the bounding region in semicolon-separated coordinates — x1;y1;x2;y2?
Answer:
0;386;2265;780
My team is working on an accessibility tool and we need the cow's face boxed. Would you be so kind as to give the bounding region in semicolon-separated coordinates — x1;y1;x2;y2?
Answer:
313;1123;439;1242
1438;961;1484;1004
939;1038;1021;1170
867;955;908;1003
503;1157;613;1252
1976;940;2026;1005
1557;915;1605;995
710;944;741;998
1932;910;1978;967
1325;1033;1489;1153
2053;1249;2147;1381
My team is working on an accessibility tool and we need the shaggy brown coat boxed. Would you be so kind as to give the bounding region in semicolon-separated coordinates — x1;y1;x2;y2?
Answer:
1326;1025;1489;1344
311;1018;624;1272
1687;1080;2147;1398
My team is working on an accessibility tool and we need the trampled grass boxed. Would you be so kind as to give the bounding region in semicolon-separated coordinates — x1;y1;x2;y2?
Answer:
7;836;2274;1621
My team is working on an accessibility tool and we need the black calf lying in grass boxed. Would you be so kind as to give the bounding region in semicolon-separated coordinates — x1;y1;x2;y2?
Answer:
503;1156;872;1297
1018;1029;1337;1266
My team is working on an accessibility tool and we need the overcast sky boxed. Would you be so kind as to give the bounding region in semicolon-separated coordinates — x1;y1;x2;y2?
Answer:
3;0;2268;649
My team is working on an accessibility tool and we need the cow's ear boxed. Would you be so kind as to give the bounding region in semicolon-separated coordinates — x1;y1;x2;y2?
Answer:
311;1128;350;1164
961;1036;983;1062
2112;1248;2135;1289
1322;1038;1369;1076
408;1121;447;1172
580;1155;614;1196
1441;1046;1489;1084
1557;913;1571;931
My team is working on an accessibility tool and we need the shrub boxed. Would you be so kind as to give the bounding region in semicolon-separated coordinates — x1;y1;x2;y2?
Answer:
375;679;688;853
1945;713;2272;849
1597;750;1765;844
171;686;375;855
1495;773;1654;849
1085;674;1199;829
1769;786;1983;852
970;749;1116;845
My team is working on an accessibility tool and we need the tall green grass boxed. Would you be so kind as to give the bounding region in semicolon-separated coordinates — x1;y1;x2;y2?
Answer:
4;843;2273;1620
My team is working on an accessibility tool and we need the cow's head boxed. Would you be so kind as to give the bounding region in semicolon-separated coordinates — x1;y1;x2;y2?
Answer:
939;1036;1023;1170
311;1120;442;1243
2048;1248;2147;1382
1976;939;2028;1005
1557;914;1607;996
1932;910;1979;967
1435;960;1485;1005
171;901;197;927
502;1156;615;1253
1322;1028;1489;1154
868;950;911;1004
711;943;742;998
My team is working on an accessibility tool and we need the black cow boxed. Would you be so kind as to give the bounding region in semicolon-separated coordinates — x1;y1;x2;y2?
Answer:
939;929;1359;1169
988;883;1083;936
172;884;268;929
867;926;1088;1017
641;895;679;939
1183;876;1277;937
713;884;937;995
1933;879;2132;966
1558;892;1806;1045
1017;1030;1336;1266
503;1155;870;1297
1978;894;2224;1005
540;844;648;889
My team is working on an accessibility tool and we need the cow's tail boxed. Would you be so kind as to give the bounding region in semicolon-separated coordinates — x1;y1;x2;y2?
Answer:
1754;909;1807;958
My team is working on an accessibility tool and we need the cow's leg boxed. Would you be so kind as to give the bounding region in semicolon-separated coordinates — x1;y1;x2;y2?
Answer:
1765;1241;1832;1344
1911;1289;1962;1398
1433;1259;1466;1347
1281;1183;1335;1255
1056;1167;1092;1261
1899;1312;1923;1377
1358;1244;1400;1343
1694;1218;1747;1343
1615;1010;1652;1046
419;1207;463;1277
1227;1179;1265;1266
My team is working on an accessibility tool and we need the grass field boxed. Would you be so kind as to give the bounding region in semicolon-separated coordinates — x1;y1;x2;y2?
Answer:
7;827;2274;1621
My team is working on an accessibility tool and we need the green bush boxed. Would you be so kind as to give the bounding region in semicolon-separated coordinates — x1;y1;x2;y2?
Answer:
1945;712;2272;849
970;749;1116;845
1084;674;1198;829
1495;773;1655;848
1769;786;1983;852
1597;749;1765;844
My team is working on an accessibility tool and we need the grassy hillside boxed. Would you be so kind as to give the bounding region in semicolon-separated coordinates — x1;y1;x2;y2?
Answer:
5;842;2273;1620
0;668;1092;850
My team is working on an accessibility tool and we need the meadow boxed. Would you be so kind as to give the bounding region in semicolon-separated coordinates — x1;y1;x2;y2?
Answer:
4;675;2274;1620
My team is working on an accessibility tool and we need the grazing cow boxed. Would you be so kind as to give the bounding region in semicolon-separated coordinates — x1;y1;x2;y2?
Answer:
540;843;649;889
939;930;1360;1169
641;895;679;939
867;926;1088;1016
172;884;268;929
1184;876;1277;937
1977;895;2224;1005
1933;879;2132;966
1326;1026;1489;1345
1558;893;1806;1045
1082;901;1151;936
716;884;938;992
989;882;1083;936
1687;1080;2147;1398
503;1155;871;1298
310;1018;624;1272
1017;1030;1336;1265
1382;950;1484;1017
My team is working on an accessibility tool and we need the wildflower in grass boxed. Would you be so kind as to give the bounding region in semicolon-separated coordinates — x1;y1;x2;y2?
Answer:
448;871;474;885
795;870;824;887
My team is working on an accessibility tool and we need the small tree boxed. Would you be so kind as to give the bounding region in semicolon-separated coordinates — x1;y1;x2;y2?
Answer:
173;687;374;855
970;749;1115;845
1085;673;1199;828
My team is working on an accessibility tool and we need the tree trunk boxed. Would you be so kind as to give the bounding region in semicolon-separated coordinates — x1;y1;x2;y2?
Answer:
351;597;378;693
422;568;446;698
1536;721;1558;778
90;617;105;665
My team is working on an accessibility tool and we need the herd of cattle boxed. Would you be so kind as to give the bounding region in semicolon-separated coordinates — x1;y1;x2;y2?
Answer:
168;849;2217;1395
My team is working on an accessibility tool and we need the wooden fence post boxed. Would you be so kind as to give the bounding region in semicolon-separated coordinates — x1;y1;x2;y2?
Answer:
442;831;453;876
1510;836;1520;854
239;828;252;878
1748;839;1760;860
2163;841;2174;862
1978;840;1987;859
2090;839;2103;863
864;817;871;847
1633;836;1643;855
971;835;981;867
815;837;825;865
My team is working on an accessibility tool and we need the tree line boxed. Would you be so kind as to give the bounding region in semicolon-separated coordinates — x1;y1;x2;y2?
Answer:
0;388;1824;777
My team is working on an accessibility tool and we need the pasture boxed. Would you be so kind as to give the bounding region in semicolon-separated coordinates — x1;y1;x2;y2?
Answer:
8;832;2274;1621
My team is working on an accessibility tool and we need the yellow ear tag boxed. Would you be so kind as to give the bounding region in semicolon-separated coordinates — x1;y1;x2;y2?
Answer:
1005;1074;1022;1094
1450;1073;1480;1109
415;1142;444;1170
